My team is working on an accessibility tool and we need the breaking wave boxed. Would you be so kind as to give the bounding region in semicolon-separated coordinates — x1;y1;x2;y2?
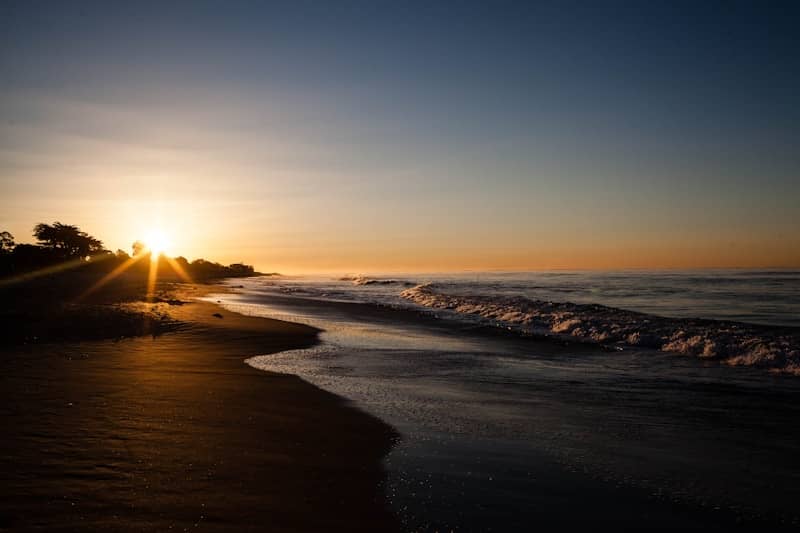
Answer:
340;275;414;287
401;283;800;374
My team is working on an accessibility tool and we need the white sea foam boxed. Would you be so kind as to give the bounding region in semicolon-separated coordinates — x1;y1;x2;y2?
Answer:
401;283;800;374
340;275;413;286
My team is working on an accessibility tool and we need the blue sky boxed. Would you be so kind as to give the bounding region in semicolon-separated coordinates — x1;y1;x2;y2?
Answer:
1;1;798;270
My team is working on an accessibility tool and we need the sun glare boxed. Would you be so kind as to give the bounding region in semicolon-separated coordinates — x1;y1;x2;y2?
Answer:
144;229;171;257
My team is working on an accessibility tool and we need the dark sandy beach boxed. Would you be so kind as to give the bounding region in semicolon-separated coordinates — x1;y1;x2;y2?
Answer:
0;288;398;532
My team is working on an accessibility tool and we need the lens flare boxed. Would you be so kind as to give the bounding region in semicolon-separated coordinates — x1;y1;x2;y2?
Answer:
144;229;171;257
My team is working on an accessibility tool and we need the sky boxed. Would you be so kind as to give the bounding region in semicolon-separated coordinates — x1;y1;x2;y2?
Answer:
1;0;798;272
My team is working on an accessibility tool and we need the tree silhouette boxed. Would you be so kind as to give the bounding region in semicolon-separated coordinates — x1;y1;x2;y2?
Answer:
0;231;14;254
132;240;146;256
1;223;258;281
33;222;105;258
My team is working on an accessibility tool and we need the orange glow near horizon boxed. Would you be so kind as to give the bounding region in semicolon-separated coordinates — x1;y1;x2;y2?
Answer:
2;145;798;274
3;205;799;275
238;237;800;275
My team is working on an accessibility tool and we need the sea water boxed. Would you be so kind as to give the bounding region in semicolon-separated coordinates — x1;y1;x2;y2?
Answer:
209;270;800;530
234;269;800;326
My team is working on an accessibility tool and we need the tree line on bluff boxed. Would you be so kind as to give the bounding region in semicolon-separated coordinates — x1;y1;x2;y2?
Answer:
0;222;256;280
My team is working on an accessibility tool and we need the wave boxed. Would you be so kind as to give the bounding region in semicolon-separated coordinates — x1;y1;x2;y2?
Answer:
400;283;800;374
340;275;414;287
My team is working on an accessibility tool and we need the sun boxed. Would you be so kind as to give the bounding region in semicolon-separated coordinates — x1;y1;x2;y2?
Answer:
144;229;172;257
77;225;190;302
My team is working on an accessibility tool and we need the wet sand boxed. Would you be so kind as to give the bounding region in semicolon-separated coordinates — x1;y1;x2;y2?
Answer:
0;294;399;532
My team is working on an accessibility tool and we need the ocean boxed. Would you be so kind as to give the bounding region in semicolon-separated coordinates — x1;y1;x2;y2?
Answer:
248;269;800;327
208;270;800;530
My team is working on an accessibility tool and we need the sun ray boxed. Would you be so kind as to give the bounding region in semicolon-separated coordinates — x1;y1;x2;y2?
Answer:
165;256;193;283
0;254;113;288
76;253;146;301
146;254;159;301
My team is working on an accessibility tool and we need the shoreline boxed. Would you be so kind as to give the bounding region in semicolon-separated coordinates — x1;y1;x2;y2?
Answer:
215;283;800;530
0;285;399;532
